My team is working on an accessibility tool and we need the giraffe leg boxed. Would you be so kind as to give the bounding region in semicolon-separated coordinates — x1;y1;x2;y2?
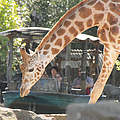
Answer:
89;48;119;104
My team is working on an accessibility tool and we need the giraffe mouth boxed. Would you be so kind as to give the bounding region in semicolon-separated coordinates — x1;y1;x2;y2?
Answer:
20;85;30;97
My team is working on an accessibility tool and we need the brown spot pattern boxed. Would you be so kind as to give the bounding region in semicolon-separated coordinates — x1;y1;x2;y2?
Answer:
94;13;104;25
64;35;71;47
94;1;104;11
44;44;50;50
34;73;37;78
69;14;76;20
37;77;40;80
31;80;35;84
57;28;65;36
75;21;84;32
36;72;40;75
104;43;110;49
107;13;118;25
106;61;111;67
98;29;108;42
24;79;29;83
109;3;120;16
64;20;71;27
101;73;107;78
87;19;93;27
104;56;107;61
109;33;116;43
118;40;120;44
55;38;62;47
51;48;59;55
104;48;109;53
50;34;56;42
47;55;50;58
79;7;92;18
37;67;41;72
102;67;106;72
69;26;78;37
110;26;119;36
43;51;48;55
103;23;109;30
101;74;104;78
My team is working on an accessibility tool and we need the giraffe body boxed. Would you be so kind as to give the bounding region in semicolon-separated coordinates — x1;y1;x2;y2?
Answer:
20;0;120;104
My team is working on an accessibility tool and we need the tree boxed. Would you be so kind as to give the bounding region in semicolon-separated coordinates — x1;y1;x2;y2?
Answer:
28;0;82;27
0;0;30;78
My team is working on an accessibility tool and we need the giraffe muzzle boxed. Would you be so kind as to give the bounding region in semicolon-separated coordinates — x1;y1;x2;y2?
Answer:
20;85;30;97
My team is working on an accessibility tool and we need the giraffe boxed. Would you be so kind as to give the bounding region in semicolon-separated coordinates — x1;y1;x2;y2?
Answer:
20;0;120;104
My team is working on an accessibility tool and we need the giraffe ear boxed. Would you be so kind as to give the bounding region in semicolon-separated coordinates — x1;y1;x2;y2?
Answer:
20;48;30;62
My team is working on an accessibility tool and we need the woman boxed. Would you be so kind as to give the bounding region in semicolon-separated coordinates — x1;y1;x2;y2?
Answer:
50;66;63;92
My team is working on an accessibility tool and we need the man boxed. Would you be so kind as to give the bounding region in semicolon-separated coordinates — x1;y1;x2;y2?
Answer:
86;73;94;95
72;69;81;89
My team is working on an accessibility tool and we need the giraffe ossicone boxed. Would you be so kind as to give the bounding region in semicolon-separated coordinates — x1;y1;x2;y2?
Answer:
20;0;120;104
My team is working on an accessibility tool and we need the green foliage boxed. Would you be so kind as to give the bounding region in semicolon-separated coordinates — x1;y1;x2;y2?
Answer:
0;0;30;31
46;0;82;27
115;60;120;71
0;0;30;77
29;0;82;28
0;0;20;30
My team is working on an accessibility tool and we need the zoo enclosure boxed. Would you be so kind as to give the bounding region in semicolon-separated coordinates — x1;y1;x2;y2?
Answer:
0;27;103;90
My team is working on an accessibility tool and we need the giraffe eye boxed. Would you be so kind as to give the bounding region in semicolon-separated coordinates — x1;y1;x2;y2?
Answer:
29;68;34;72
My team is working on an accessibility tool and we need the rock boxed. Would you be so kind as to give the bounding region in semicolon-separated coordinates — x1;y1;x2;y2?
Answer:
67;102;120;120
0;106;55;120
104;84;120;96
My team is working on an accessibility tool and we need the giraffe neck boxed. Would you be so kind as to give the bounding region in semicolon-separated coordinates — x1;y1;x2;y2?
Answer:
19;0;120;99
35;0;108;67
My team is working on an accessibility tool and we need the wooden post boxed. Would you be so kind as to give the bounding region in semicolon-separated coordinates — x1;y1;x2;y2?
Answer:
81;40;87;90
6;36;13;89
65;44;71;87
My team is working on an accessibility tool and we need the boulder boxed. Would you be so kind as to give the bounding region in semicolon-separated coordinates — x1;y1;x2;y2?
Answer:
104;84;120;96
0;106;55;120
67;102;120;120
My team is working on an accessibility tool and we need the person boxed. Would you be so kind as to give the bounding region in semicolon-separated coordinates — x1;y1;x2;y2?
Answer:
72;69;81;89
50;66;63;92
85;73;94;95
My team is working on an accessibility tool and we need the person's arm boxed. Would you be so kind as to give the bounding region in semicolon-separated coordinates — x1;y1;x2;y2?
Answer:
86;77;94;88
72;78;81;88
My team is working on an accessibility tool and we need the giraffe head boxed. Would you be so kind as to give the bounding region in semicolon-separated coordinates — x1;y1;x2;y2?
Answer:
20;48;45;97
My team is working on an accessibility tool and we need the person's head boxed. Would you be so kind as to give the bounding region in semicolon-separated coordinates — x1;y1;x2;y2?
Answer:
51;66;58;77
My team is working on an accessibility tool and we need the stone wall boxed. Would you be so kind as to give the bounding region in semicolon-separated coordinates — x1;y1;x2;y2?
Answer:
67;102;120;120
